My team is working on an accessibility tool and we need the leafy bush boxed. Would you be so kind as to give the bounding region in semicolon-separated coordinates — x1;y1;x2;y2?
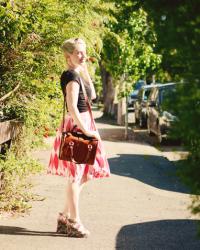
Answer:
0;149;43;213
165;82;200;233
142;0;200;235
0;0;115;213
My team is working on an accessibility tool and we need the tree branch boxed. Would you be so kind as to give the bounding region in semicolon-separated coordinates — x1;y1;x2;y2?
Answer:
0;83;21;102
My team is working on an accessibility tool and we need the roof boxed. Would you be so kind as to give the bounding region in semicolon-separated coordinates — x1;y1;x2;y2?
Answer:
155;82;176;88
141;82;176;90
141;84;158;90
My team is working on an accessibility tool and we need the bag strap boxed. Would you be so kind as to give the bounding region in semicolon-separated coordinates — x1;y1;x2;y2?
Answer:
79;76;97;131
61;75;97;133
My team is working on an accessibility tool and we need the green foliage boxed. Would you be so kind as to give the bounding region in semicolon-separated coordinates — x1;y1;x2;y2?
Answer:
101;1;161;97
165;83;200;189
166;83;200;234
0;0;115;213
143;0;200;234
142;0;200;82
0;149;43;213
0;0;115;150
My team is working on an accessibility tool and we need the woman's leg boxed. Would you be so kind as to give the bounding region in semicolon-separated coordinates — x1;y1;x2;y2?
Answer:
61;165;88;219
62;179;86;217
63;179;80;222
62;182;71;217
79;182;85;193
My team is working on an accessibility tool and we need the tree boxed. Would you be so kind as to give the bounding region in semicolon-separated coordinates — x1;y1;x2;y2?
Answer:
100;1;161;115
0;0;115;149
142;0;200;234
0;0;116;212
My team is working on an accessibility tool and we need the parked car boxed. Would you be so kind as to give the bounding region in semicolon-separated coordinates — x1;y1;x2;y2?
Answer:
146;83;177;143
134;84;156;128
128;80;146;107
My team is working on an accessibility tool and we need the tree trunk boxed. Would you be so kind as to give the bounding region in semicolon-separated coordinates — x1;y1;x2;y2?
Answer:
99;60;115;116
117;96;126;126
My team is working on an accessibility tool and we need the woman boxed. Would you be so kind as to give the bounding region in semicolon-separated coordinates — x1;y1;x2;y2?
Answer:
46;38;111;237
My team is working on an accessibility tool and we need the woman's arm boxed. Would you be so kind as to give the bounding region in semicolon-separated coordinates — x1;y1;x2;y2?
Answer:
66;80;101;140
79;64;97;100
82;71;97;100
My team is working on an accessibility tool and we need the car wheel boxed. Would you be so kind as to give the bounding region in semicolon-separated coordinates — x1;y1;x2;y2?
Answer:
139;116;146;128
135;113;139;124
157;123;162;143
147;117;154;136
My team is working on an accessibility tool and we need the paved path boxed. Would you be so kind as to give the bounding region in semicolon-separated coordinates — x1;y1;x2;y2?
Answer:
0;108;200;250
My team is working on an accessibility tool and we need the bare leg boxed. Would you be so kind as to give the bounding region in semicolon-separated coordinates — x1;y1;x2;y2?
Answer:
62;179;86;218
62;183;70;217
63;179;80;222
79;182;85;193
61;177;90;236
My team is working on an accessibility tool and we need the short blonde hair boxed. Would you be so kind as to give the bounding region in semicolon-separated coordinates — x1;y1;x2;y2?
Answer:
61;37;86;54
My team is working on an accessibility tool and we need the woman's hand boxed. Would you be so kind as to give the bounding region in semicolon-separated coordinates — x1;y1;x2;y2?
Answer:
84;130;101;140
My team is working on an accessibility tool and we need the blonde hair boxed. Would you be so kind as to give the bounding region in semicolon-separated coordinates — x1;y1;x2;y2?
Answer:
61;37;86;54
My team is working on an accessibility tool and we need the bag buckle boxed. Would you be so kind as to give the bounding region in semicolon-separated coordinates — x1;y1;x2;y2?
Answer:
69;141;74;146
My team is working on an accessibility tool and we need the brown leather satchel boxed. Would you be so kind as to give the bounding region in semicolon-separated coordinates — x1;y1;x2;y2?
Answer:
58;75;98;165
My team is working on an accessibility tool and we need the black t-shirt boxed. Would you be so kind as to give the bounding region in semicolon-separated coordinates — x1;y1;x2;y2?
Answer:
60;69;92;113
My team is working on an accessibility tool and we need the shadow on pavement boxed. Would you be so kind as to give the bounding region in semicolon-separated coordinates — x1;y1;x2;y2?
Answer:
93;109;119;126
109;154;189;194
0;226;69;237
115;219;200;250
98;128;135;142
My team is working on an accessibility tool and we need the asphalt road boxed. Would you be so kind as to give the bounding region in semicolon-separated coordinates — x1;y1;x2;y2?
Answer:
0;108;200;250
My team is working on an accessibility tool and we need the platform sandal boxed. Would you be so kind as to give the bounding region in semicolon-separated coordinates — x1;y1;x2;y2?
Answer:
67;218;90;238
56;212;70;234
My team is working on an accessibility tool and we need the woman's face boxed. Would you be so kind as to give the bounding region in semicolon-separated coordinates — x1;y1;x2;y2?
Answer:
65;43;87;68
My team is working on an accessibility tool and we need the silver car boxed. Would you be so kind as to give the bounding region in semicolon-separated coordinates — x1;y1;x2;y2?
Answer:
146;83;177;143
134;84;157;128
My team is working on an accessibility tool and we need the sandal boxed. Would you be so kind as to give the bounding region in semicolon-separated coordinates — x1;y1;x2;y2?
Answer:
69;218;90;236
67;218;90;238
56;212;70;234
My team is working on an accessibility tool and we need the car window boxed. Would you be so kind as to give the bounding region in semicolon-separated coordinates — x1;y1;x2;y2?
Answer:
159;86;176;105
150;88;158;101
138;89;143;100
144;89;151;100
134;81;145;90
149;88;156;101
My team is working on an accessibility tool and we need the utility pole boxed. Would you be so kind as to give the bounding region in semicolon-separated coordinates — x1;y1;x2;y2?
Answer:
124;73;128;140
125;91;128;140
152;74;156;84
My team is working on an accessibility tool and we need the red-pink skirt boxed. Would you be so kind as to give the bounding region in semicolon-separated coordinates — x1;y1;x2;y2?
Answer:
46;110;111;184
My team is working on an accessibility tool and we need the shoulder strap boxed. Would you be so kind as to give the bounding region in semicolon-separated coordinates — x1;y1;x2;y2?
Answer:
61;93;67;133
79;76;97;131
61;76;97;133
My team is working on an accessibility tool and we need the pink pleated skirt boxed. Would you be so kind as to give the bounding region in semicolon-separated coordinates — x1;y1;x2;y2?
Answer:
46;110;111;184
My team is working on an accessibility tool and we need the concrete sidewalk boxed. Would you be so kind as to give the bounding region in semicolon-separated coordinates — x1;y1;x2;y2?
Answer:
0;108;200;250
